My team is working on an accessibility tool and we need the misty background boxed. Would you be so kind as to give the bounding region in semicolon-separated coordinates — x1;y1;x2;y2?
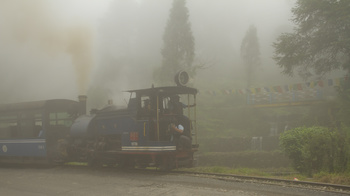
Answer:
0;0;297;109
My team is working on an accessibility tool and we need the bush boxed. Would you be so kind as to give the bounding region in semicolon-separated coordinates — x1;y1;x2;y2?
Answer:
279;126;346;176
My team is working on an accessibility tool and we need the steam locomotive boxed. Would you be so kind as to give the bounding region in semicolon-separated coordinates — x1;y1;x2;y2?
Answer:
0;72;198;170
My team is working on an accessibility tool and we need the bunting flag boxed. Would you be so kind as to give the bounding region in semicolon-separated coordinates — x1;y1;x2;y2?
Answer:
250;88;256;94
221;90;230;95
207;90;216;95
200;77;344;97
292;84;298;90
289;84;294;91
318;80;324;87
297;83;303;90
277;86;283;93
335;78;340;86
255;88;261;93
328;79;333;86
310;81;315;88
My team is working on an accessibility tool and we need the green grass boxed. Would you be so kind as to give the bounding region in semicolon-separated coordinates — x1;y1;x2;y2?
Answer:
66;162;350;185
179;166;350;185
66;162;87;166
179;166;278;177
313;172;350;185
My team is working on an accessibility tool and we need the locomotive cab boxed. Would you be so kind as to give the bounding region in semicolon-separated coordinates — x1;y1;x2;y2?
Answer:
130;86;198;145
121;86;199;169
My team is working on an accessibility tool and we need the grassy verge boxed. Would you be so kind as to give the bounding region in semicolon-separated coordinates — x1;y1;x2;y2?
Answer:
313;172;350;185
66;162;350;185
179;166;350;186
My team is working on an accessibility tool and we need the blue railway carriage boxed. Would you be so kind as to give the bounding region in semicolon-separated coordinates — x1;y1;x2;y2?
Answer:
0;99;80;164
69;86;199;170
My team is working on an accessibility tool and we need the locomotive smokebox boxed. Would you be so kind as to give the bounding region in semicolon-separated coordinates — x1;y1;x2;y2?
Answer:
78;95;87;115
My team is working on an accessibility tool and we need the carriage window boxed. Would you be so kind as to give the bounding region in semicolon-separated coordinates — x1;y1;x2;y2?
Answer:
49;112;73;127
20;111;43;138
0;114;18;139
0;111;43;139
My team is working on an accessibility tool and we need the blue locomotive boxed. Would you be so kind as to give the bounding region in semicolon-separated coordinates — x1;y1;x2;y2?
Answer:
0;72;198;170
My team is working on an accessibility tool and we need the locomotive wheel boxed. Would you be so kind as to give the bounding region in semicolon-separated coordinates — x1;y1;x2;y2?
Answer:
87;156;102;167
159;156;175;171
117;157;135;169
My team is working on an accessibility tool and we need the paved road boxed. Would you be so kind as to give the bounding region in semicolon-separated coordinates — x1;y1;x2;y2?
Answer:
0;166;347;196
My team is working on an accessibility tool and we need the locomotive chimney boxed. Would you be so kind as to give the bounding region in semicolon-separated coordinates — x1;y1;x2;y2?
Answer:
78;95;87;115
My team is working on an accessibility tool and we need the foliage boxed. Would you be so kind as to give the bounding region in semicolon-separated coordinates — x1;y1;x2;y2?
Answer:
279;126;348;176
335;77;350;126
240;25;261;88
196;91;277;140
156;0;195;85
273;0;350;78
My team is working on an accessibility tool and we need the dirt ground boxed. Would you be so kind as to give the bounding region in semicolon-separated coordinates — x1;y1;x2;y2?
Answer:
0;165;346;196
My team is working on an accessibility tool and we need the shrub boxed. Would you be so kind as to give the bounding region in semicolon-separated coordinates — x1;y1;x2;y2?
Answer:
280;126;341;176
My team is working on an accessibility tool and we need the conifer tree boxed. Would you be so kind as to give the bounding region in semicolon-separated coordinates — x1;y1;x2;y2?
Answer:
240;25;261;88
157;0;194;85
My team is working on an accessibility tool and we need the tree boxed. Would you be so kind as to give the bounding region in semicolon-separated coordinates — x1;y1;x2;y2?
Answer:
157;0;195;85
336;77;350;126
240;25;261;88
273;0;350;79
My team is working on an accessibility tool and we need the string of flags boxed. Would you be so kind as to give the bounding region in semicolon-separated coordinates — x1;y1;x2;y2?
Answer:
199;76;348;96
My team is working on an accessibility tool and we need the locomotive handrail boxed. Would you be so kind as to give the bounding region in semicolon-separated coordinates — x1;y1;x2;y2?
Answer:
194;94;197;145
156;95;160;141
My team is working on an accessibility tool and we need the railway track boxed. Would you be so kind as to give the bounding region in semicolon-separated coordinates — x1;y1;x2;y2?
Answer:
168;170;350;195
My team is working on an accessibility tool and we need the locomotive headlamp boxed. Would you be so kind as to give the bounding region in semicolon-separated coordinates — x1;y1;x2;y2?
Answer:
174;71;189;87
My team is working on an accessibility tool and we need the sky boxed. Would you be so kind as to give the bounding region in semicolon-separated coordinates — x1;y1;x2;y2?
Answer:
0;0;296;106
0;0;114;103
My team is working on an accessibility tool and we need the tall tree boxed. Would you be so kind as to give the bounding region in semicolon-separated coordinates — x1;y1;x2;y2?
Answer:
157;0;195;85
273;0;350;79
240;25;261;88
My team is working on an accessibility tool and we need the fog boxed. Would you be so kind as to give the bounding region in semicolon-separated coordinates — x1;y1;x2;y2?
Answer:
0;0;296;107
